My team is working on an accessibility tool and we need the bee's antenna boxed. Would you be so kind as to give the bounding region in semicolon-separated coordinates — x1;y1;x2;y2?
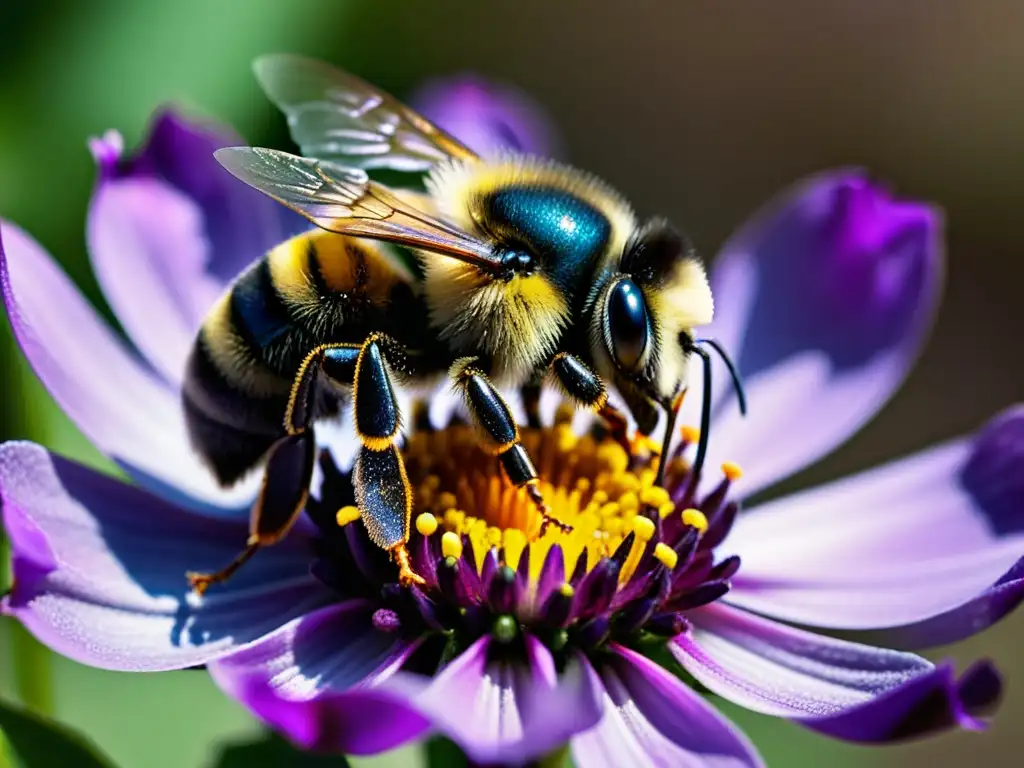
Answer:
696;338;747;416
690;345;714;480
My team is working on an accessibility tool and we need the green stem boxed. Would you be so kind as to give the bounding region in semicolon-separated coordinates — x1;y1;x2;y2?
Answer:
2;531;54;717
11;625;54;717
0;731;13;768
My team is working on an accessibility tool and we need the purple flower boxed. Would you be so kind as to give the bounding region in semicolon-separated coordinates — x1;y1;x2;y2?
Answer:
1;104;1022;767
410;74;560;159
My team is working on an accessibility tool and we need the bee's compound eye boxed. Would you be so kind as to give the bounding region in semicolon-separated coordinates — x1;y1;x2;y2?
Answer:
498;249;535;275
607;278;649;371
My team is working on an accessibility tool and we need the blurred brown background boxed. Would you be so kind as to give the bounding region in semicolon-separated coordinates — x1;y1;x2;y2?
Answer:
1;1;1022;766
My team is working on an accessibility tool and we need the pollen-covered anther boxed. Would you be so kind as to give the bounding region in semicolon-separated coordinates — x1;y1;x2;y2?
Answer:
441;531;464;559
640;485;670;509
682;507;708;534
415;512;438;536
721;461;744;482
620;515;656;585
653;542;678;570
680;425;701;445
336;505;361;527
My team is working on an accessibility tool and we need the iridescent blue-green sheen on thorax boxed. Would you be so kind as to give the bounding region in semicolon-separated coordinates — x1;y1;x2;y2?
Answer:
480;186;611;292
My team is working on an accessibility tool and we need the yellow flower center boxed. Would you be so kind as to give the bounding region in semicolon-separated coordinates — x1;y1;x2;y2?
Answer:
401;417;695;584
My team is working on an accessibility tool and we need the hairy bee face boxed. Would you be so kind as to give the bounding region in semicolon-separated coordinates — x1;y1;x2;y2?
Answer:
423;155;636;383
592;219;714;413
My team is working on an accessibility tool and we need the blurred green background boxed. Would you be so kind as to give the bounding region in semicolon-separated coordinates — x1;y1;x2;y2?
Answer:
1;0;1022;766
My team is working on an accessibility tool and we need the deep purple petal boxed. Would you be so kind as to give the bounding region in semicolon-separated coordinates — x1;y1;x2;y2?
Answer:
411;75;559;158
571;646;764;767
672;603;936;718
397;634;603;765
209;668;431;756
0;442;330;671
110;110;307;283
802;660;1002;743
0;221;256;511
724;407;1024;632
693;170;942;497
208;600;414;698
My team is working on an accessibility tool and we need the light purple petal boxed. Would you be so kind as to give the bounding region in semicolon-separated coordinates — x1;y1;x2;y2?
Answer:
802;660;1002;743
0;442;330;671
693;170;942;497
723;406;1024;632
398;634;603;765
571;646;763;768
87;175;220;383
209;668;431;756
208;600;414;699
672;603;938;718
411;75;560;158
100;110;307;283
1;221;257;510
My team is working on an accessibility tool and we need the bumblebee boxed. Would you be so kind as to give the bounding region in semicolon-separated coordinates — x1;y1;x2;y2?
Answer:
183;55;745;593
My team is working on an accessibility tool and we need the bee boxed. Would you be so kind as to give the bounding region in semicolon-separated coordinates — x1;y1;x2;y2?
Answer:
183;55;745;593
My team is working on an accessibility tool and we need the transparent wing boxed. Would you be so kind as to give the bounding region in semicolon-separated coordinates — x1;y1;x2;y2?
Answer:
215;147;499;271
254;53;478;172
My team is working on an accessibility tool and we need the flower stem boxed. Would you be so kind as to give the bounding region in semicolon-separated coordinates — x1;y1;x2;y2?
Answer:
1;532;55;716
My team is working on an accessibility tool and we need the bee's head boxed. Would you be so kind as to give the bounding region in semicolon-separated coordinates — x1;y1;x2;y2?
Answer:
423;156;637;384
592;218;714;431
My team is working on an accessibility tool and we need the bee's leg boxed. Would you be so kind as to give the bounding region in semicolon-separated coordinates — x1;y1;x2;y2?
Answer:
546;352;626;450
347;333;423;587
520;382;543;429
451;359;571;535
187;344;359;595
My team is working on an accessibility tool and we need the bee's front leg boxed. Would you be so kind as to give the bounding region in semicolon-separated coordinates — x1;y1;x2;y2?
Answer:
451;359;571;536
548;352;638;455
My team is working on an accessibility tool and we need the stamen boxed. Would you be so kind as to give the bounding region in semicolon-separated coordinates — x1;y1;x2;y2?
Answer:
653;542;678;569
620;516;656;585
680;425;701;445
640;486;670;509
681;508;708;534
415;512;438;536
721;461;744;482
441;531;464;560
336;506;361;527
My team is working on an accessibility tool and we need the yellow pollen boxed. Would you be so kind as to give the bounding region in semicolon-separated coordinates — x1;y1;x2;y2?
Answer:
400;415;685;584
632;516;656;542
682;508;709;534
721;461;744;482
654;542;679;569
640;486;670;509
558;582;575;598
620;515;655;585
680;425;701;444
415;512;438;536
441;531;463;559
336;506;361;527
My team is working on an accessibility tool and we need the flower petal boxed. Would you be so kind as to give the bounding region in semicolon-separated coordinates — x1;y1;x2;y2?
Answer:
673;603;955;725
723;407;1024;632
0;442;330;671
697;170;942;496
801;660;1002;743
400;634;603;765
411;75;559;158
571;646;763;767
102;111;307;283
1;221;256;510
208;600;413;699
87;175;220;382
209;670;431;756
